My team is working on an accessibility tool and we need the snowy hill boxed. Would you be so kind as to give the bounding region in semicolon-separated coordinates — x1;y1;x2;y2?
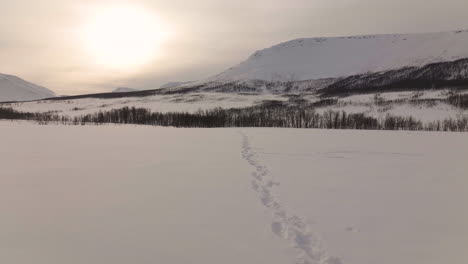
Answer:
112;87;139;93
0;73;56;102
160;81;193;89
214;30;468;82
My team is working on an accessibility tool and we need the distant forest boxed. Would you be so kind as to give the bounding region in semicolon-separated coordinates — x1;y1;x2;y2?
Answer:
2;96;468;132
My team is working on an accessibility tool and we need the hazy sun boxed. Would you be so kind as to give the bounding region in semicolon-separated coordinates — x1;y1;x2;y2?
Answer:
82;5;164;69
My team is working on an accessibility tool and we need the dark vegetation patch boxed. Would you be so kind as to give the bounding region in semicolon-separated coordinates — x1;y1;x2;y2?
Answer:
69;106;415;130
447;93;468;109
259;100;285;107
310;98;339;108
320;59;468;97
202;82;258;93
0;107;64;124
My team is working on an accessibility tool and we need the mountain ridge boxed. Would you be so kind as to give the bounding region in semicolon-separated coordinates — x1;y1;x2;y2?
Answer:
113;87;139;93
0;73;56;102
213;30;468;83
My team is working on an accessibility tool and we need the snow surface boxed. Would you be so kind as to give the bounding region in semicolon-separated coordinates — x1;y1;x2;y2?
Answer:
214;30;468;82
1;121;467;264
0;73;56;102
246;128;468;264
4;90;466;124
318;102;465;123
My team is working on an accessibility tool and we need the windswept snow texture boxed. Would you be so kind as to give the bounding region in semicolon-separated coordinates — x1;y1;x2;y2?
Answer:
1;122;467;264
0;73;56;102
215;30;468;81
245;129;468;264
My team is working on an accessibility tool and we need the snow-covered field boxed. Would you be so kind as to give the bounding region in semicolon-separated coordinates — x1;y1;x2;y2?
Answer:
3;89;467;125
1;121;467;264
316;90;468;123
1;92;288;117
317;101;464;123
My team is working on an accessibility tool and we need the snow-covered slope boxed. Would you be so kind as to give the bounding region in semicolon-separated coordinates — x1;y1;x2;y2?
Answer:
160;81;194;89
214;30;468;82
112;87;139;93
0;73;56;102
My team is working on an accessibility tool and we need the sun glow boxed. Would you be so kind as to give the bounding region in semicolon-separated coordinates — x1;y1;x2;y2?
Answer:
82;5;165;69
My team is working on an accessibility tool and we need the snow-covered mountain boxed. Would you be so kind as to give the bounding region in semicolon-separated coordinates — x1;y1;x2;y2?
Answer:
113;87;139;93
214;30;468;82
0;73;56;102
4;30;468;127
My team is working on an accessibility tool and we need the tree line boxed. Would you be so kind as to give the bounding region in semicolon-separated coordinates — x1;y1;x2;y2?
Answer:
1;105;467;132
447;93;468;109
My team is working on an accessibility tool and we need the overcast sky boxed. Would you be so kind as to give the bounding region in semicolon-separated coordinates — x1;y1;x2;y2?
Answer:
1;0;467;95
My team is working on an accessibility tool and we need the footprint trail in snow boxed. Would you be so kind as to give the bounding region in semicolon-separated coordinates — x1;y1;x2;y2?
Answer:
240;132;342;264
